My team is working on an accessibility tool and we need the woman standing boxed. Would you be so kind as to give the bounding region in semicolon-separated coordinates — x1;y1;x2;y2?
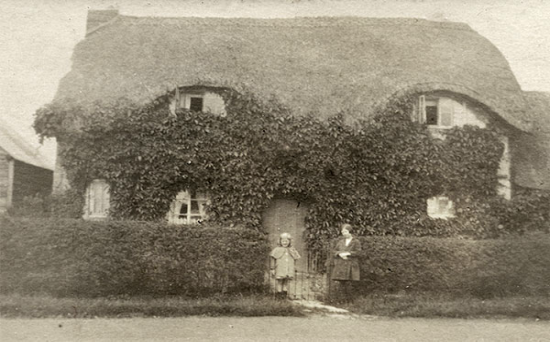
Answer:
330;223;362;301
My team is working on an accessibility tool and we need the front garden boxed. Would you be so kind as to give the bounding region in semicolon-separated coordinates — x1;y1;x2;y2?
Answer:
1;217;549;319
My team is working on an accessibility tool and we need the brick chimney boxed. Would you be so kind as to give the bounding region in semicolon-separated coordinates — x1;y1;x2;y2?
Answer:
86;8;119;35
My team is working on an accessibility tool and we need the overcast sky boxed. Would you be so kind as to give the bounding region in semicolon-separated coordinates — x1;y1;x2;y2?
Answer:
1;0;549;167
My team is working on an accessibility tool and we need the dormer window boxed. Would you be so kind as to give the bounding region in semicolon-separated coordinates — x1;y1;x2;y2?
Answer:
176;93;204;112
170;87;226;116
418;95;454;127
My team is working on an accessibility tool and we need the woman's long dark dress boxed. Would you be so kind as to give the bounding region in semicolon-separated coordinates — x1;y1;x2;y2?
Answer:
331;238;362;281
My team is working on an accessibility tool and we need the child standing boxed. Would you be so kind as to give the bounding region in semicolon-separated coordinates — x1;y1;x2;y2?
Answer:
270;233;301;298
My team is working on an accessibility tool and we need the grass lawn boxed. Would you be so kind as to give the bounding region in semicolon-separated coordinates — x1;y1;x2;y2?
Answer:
2;293;549;320
0;294;304;318
342;293;550;320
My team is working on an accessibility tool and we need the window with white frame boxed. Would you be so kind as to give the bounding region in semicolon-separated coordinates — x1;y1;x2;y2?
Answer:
417;95;458;128
427;196;455;219
167;191;208;224
83;179;110;219
177;93;204;112
170;87;226;116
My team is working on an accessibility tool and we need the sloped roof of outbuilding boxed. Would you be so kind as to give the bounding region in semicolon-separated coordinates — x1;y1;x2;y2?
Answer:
0;118;54;170
513;91;550;190
52;15;530;130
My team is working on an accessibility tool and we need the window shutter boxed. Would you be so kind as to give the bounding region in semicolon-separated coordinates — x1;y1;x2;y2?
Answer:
92;183;101;214
438;98;453;126
95;182;109;215
453;101;464;125
86;184;94;216
418;95;426;123
177;191;191;224
175;86;180;108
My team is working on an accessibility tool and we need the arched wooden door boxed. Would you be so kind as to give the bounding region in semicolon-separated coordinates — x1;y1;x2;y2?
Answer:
263;199;320;299
263;199;308;271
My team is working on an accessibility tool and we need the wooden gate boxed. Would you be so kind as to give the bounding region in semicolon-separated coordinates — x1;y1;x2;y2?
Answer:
262;199;327;300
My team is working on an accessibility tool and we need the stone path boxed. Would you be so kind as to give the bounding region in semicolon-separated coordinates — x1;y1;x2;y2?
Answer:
292;299;349;313
292;299;380;320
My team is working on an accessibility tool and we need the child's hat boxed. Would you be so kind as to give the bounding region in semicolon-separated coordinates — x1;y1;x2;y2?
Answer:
280;233;292;239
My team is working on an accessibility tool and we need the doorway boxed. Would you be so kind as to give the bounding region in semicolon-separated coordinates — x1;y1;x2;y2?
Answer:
262;199;323;300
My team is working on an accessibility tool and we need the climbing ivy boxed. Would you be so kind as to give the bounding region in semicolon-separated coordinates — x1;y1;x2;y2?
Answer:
35;91;513;252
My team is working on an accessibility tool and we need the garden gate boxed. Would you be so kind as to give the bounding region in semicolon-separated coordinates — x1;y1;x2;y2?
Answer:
262;199;326;300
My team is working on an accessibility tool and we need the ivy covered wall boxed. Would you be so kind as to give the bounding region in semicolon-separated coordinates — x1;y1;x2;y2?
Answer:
33;91;549;252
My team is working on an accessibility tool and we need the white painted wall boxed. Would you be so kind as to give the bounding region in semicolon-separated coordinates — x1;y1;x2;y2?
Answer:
421;95;512;216
203;92;226;116
497;136;511;199
453;102;488;128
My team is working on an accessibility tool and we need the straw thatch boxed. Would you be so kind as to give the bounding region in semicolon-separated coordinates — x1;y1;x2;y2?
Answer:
513;92;550;190
52;15;530;130
0;117;53;170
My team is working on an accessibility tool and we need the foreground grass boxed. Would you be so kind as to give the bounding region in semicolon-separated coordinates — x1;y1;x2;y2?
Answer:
0;294;304;318
3;293;548;320
342;293;550;320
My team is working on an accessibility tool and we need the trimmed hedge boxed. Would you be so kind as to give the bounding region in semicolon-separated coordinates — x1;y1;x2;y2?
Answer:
0;217;269;297
3;216;548;299
354;234;550;298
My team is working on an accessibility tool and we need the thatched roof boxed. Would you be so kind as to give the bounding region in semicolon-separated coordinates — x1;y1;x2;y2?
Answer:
52;14;530;130
0;117;53;170
513;91;550;190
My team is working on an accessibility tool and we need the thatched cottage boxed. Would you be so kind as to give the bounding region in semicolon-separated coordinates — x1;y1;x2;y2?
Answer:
44;10;547;248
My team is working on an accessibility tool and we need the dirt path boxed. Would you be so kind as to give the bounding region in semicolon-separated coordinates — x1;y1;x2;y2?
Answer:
2;315;548;342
